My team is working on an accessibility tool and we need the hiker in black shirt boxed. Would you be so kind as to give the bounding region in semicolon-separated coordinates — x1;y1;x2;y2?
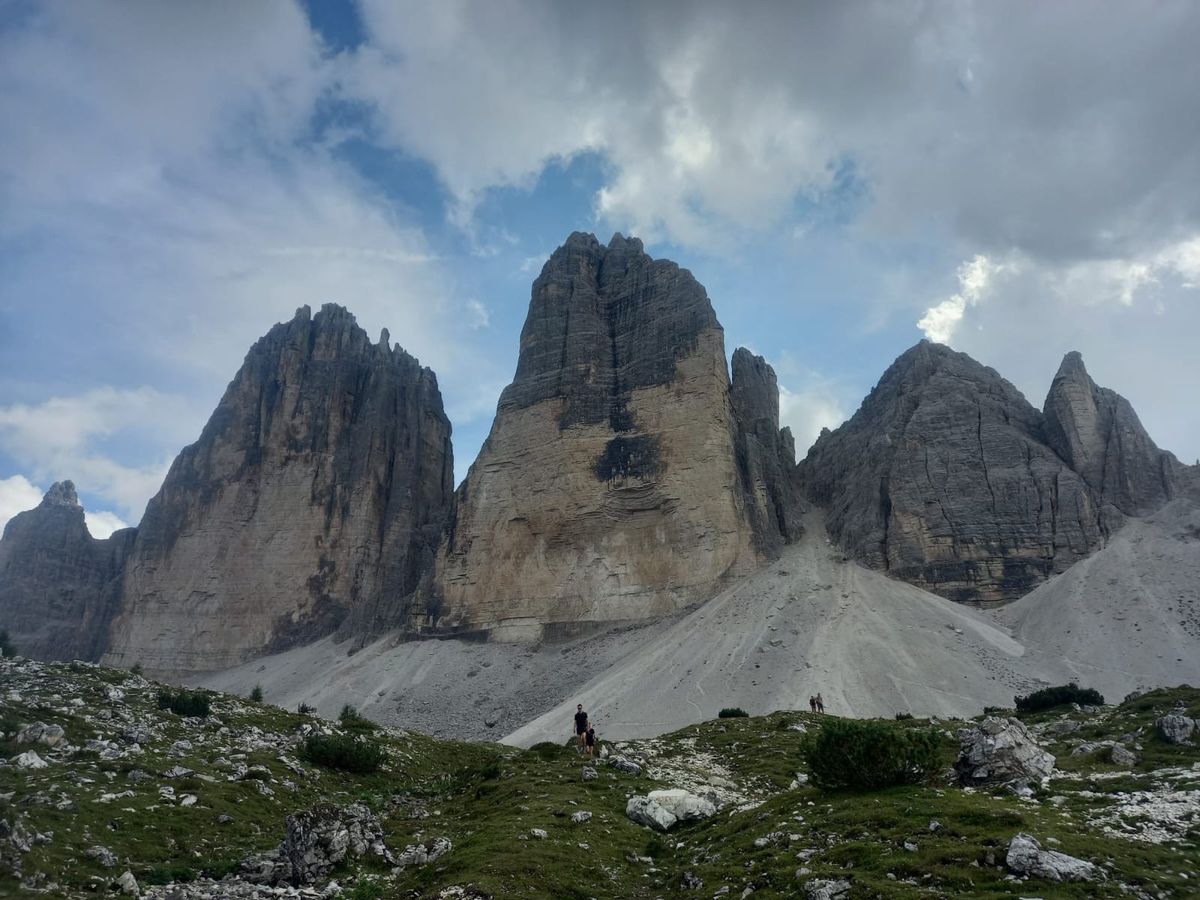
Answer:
574;704;589;751
584;723;597;756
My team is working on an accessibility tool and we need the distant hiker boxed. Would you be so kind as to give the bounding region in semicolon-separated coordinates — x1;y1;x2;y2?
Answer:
816;693;825;714
574;704;589;751
584;723;597;756
808;696;816;713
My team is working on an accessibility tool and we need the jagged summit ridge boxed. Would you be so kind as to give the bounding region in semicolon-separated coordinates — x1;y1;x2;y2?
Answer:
798;340;1105;603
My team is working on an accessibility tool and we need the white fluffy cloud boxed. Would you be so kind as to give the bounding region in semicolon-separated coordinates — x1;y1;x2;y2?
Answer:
917;255;1003;344
779;384;848;460
0;474;44;536
84;510;131;540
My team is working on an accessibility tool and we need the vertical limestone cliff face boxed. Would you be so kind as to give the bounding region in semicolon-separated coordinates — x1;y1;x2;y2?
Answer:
1043;351;1184;515
730;348;805;556
798;341;1105;604
104;304;453;672
422;233;761;640
0;482;134;661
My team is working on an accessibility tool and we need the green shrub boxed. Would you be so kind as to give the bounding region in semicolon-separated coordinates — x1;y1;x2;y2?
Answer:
803;719;940;791
345;877;385;900
339;704;376;732
301;733;385;774
718;707;749;718
130;662;143;676
982;705;1013;717
530;741;568;761
1014;683;1104;714
249;684;264;703
894;712;914;720
0;629;17;658
156;689;211;718
297;702;314;716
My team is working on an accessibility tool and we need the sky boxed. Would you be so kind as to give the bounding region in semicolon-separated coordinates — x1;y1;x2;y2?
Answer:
2;0;1199;538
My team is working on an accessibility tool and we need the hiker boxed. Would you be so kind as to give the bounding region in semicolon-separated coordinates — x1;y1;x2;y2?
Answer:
584;722;597;757
808;696;816;713
574;703;589;751
816;693;825;713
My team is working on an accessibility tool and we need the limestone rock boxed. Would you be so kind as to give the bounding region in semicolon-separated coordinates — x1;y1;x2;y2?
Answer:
12;751;48;770
646;788;717;822
115;870;140;896
395;836;451;867
105;304;453;672
955;717;1055;785
244;802;394;886
625;795;678;831
798;341;1104;603
1043;351;1182;516
0;481;133;661
1155;714;1197;744
803;879;851;899
424;233;760;640
731;348;805;555
16;723;65;748
1006;832;1099;882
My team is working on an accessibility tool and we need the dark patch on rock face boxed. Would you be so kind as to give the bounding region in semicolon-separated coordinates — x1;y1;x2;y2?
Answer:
1043;351;1185;516
798;341;1105;604
595;435;664;482
729;348;804;555
0;482;133;661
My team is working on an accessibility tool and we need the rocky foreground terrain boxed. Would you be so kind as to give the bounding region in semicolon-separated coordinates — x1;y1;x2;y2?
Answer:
3;656;1199;898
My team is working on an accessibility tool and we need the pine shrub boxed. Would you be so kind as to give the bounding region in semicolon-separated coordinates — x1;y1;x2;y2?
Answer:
339;704;376;732
249;684;264;703
803;719;940;791
156;689;211;718
1014;683;1104;714
0;629;15;658
718;707;749;718
301;733;385;774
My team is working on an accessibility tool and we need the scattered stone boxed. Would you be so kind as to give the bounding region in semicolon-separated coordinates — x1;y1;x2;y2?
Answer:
12;751;48;770
903;841;919;852
86;845;117;867
1006;833;1099;883
16;723;65;748
1155;715;1197;745
955;718;1055;786
682;870;703;889
162;765;195;779
647;789;716;823
803;878;851;899
1108;745;1138;767
570;811;592;824
928;820;942;833
395;836;452;867
530;829;548;840
116;870;139;895
609;756;642;776
626;796;678;832
242;802;394;886
581;766;598;782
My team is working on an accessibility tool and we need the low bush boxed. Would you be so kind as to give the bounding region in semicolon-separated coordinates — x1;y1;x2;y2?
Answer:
297;702;314;716
249;684;264;703
718;707;749;718
982;705;1013;717
156;689;211;718
803;719;940;791
530;741;569;761
339;704;376;732
301;733;385;774
1014;683;1104;714
0;629;14;658
894;712;914;720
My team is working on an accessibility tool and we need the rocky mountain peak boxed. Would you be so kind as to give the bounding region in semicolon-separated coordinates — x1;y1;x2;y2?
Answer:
103;304;453;672
40;480;80;509
425;232;762;640
1042;350;1181;516
799;341;1104;603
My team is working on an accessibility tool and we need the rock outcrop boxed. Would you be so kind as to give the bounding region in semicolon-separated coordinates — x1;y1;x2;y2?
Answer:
104;304;453;672
954;717;1056;786
731;348;804;555
421;233;765;640
798;341;1105;603
0;481;133;661
1043;351;1183;515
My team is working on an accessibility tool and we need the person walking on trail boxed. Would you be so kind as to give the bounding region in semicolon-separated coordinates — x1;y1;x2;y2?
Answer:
808;696;816;713
574;704;589;751
584;722;597;757
816;693;825;714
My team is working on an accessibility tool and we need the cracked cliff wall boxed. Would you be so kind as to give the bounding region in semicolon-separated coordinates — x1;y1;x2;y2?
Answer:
421;233;766;640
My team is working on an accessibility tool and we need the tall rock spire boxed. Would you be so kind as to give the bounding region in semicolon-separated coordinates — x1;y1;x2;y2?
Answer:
1043;351;1182;515
420;233;769;640
103;304;454;672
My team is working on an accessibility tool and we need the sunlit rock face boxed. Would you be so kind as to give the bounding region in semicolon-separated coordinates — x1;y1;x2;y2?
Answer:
421;233;773;641
104;304;453;672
